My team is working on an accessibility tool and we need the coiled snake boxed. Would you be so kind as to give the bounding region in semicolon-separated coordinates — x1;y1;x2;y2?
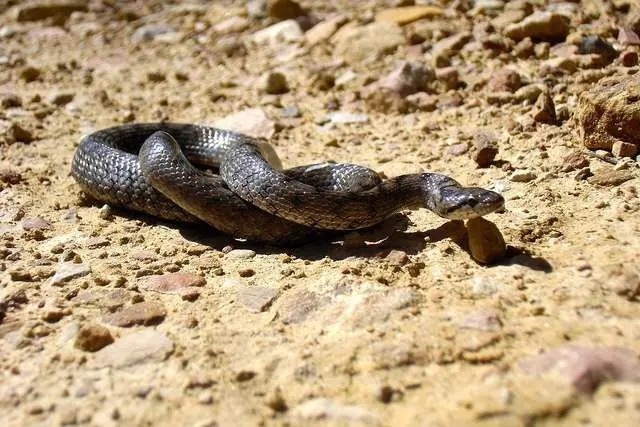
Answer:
71;123;504;244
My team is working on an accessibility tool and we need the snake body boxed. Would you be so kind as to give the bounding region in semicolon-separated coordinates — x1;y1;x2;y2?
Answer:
71;123;504;243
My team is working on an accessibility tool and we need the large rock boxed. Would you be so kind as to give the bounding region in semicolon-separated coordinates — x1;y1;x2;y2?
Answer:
577;74;640;150
333;22;405;64
13;1;87;23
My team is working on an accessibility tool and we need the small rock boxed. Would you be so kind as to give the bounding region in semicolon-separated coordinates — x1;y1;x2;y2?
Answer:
532;90;556;124
333;22;405;64
247;0;267;18
213;16;250;35
510;169;537;182
3;121;34;143
618;28;640;46
22;217;52;231
514;84;543;104
487;69;521;93
435;67;459;91
472;130;499;168
214;108;276;139
588;169;635;187
0;166;22;185
20;66;41;82
466;217;506;265
132;24;177;42
225;249;256;260
472;276;501;296
620;49;639;67
0;93;22;108
385;250;409;267
14;1;87;23
292;398;378;424
328;112;369;124
431;32;472;60
141;272;206;295
277;290;321;324
74;324;114;352
268;0;304;21
47;91;74;106
280;105;301;118
252;19;303;45
375;6;443;26
561;151;589;172
379;61;434;97
448;143;469;156
94;329;173;368
612;141;639;158
305;15;348;46
579;36;618;64
266;388;288;412
50;263;91;286
147;71;166;82
519;346;640;394
238;286;278;312
104;302;167;327
460;309;503;331
98;204;112;220
504;12;570;42
258;71;289;94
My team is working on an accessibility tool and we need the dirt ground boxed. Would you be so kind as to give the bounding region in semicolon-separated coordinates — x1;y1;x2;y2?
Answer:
1;1;640;426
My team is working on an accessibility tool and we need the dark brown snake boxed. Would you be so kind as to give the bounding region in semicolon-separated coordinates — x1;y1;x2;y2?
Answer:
71;123;504;244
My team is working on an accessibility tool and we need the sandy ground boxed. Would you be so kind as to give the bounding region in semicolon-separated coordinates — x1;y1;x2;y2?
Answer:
1;1;640;426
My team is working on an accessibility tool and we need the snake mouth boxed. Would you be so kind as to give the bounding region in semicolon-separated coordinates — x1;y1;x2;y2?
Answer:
440;189;505;220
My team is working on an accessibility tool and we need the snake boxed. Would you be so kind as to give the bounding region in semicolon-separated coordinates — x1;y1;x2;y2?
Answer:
71;123;505;244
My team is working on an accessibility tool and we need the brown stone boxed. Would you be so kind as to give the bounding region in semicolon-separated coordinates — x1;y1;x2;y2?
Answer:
74;324;114;352
578;74;640;150
612;141;639;158
532;90;557;124
104;302;167;327
588;170;635;187
375;6;443;26
466;218;506;265
620;49;638;67
487;69;522;93
268;0;304;21
14;1;87;23
141;272;206;295
472;132;499;168
618;28;640;46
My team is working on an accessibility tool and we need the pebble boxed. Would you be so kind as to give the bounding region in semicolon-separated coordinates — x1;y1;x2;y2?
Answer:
2;121;34;143
305;15;348;46
132;24;178;43
612;141;638;158
561;151;589;172
47;91;74;106
532;90;557;124
327;112;369;124
74;324;114;352
333;22;405;64
431;32;472;60
578;72;640;150
510;169;537;182
20;66;41;82
258;71;289;94
94;329;173;368
214;108;276;139
375;6;443;26
277;289;321;324
487;69;521;93
247;0;267;18
212;16;250;35
252;20;303;45
225;249;256;260
504;12;570;42
0;93;22;108
618;28;640;46
50;262;91;286
141;271;206;296
267;0;305;21
514;84;543;104
379;61;434;97
460;309;503;331
104;302;167;327
472;131;499;167
265;388;288;412
22;217;52;231
620;49;639;67
471;276;501;296
292;398;379;424
435;67;459;91
98;204;112;220
587;169;634;187
280;105;301;118
519;345;640;394
579;36;618;64
13;1;87;23
237;286;278;312
466;217;506;265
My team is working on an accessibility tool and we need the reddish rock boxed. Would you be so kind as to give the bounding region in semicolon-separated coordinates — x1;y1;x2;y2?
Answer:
379;61;434;97
466;218;506;265
141;272;205;295
74;324;114;352
618;28;640;46
104;302;167;327
612;141;638;158
22;217;52;231
460;309;503;331
487;69;522;93
532;90;557;124
520;346;640;394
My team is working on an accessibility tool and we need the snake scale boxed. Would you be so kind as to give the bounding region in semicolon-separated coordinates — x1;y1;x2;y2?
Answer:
71;123;504;244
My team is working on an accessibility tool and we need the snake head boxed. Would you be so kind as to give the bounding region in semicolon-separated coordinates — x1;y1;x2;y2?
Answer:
434;186;505;220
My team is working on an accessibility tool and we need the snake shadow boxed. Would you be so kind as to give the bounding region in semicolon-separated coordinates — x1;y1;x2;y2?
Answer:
176;213;553;271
